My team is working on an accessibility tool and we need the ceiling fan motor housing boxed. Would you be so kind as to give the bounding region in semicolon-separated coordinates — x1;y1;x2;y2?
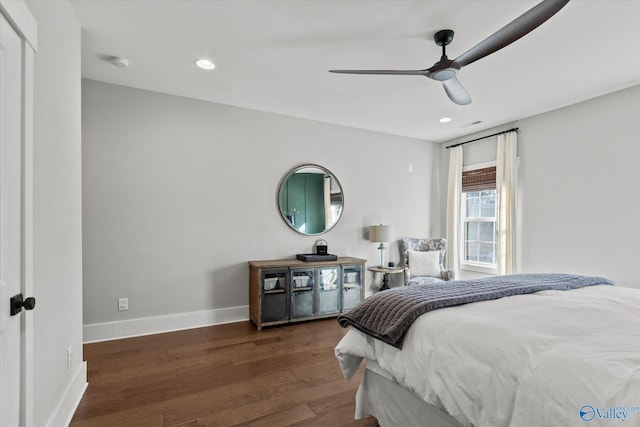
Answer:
431;68;457;81
430;30;458;81
429;60;459;81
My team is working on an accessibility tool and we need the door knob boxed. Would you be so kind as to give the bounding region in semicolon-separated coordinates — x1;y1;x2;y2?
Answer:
10;293;36;316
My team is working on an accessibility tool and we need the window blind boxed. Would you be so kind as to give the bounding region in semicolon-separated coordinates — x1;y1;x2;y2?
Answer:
462;166;496;192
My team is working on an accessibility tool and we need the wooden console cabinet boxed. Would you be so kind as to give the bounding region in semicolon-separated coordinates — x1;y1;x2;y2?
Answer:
248;257;365;330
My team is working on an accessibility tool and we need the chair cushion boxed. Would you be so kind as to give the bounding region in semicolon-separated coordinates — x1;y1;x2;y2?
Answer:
408;250;441;277
401;238;447;270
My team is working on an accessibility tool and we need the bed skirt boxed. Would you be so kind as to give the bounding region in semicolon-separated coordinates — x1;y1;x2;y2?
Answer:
356;366;463;427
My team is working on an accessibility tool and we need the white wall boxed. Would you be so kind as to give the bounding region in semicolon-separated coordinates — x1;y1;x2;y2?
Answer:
437;84;640;288
26;0;86;425
82;80;437;334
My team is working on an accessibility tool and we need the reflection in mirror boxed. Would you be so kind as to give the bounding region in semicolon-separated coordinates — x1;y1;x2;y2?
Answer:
278;164;344;235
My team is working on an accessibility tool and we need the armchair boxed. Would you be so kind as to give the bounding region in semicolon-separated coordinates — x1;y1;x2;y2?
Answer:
400;237;455;286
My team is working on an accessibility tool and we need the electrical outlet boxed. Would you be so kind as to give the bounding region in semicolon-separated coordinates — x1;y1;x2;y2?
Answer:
118;297;128;311
67;346;73;369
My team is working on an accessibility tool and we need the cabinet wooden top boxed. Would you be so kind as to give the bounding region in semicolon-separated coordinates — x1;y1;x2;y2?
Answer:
248;257;366;269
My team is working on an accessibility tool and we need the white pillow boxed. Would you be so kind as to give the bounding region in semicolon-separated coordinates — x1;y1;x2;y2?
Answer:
408;250;441;278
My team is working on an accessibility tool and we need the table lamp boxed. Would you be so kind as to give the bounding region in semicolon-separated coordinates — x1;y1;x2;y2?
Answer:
369;224;393;268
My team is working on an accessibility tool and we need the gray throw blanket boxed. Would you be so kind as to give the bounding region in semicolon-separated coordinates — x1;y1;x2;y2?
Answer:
338;273;613;349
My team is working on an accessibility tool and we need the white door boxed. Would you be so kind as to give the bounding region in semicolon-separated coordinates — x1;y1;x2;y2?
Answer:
0;7;35;426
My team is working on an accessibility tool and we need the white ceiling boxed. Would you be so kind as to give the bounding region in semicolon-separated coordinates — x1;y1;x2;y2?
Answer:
71;0;640;143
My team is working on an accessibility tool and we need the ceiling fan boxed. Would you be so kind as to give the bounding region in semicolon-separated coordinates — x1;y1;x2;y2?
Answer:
329;0;570;105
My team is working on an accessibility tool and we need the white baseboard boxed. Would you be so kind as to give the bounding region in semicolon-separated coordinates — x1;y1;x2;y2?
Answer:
83;305;249;343
45;361;87;427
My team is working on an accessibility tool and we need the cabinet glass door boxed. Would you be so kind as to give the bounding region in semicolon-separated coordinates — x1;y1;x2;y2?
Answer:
342;265;363;312
317;267;340;314
261;269;289;322
291;268;314;319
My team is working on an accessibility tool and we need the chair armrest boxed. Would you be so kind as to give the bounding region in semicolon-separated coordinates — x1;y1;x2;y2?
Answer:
441;269;455;281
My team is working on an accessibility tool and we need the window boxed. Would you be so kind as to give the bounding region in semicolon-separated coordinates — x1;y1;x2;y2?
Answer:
463;190;497;264
461;165;497;273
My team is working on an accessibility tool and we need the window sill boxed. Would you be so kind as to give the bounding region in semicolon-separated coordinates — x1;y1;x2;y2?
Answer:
461;262;497;275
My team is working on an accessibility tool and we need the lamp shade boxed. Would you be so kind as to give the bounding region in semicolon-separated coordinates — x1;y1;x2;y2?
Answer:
369;225;393;243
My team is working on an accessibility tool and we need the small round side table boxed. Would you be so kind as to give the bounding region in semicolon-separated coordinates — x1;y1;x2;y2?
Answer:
367;266;405;291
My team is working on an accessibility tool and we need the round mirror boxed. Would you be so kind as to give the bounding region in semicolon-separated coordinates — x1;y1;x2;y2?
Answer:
277;164;344;235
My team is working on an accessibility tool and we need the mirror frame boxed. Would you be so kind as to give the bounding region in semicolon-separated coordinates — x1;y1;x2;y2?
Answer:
277;164;344;236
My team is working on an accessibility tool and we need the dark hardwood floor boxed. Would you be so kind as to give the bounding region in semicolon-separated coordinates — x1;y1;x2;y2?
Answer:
70;319;378;426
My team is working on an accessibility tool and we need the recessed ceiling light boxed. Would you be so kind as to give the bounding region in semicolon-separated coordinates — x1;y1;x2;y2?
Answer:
439;117;452;123
195;59;215;70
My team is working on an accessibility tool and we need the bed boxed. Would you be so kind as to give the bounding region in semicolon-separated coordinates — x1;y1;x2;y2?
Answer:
334;274;640;427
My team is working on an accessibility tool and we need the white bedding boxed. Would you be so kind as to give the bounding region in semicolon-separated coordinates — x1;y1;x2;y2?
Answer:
335;285;640;427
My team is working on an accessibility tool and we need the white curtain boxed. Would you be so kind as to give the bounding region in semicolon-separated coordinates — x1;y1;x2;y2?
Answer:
446;146;463;278
496;131;518;275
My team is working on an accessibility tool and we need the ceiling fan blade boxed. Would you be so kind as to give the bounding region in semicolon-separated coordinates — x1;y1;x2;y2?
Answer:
453;0;569;68
442;76;472;105
329;69;427;76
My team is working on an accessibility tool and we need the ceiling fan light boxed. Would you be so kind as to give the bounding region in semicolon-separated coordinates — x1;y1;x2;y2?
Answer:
431;68;457;82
